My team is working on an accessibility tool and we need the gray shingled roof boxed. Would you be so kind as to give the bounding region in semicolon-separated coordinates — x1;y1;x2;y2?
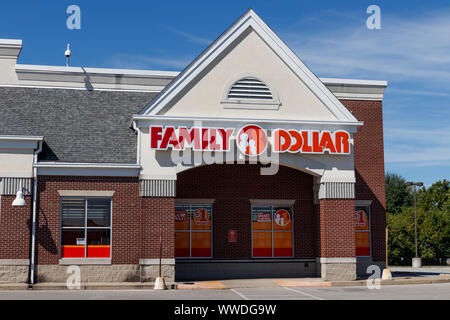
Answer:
0;87;157;163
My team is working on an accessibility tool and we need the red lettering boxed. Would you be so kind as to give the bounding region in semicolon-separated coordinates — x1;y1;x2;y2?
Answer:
178;127;193;149
160;127;176;149
312;131;324;153
301;131;312;153
319;131;336;154
335;131;350;154
209;129;221;150
288;130;303;152
150;126;163;149
217;128;234;150
201;128;209;150
273;129;291;152
191;128;201;150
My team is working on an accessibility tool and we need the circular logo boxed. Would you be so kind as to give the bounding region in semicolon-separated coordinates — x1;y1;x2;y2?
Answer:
274;209;291;227
236;124;268;156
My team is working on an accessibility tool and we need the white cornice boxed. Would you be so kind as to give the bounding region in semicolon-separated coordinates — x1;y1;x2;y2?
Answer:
332;93;385;101
15;64;178;78
0;39;23;46
34;162;141;177
0;84;160;93
13;64;176;92
320;78;387;87
0;135;43;141
0;40;387;99
0;136;43;150
0;39;22;59
34;162;140;169
133;114;363;128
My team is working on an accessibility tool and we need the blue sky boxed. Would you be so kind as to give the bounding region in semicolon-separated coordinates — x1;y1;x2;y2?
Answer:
0;0;449;186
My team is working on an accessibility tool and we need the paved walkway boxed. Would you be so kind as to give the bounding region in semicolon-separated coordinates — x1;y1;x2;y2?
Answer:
1;266;449;291
390;266;450;277
0;283;449;300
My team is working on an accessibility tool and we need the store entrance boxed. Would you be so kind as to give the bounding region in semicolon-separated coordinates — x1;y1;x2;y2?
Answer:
173;163;318;281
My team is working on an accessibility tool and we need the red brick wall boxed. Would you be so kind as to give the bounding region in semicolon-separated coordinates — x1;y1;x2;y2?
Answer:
341;100;386;261
176;163;315;259
319;199;355;257
141;197;175;259
36;176;142;265
0;195;32;259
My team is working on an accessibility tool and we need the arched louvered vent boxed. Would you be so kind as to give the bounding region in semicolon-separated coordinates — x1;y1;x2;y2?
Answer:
228;77;273;100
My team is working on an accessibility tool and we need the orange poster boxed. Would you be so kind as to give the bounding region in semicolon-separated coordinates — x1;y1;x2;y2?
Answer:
355;208;370;256
175;209;189;230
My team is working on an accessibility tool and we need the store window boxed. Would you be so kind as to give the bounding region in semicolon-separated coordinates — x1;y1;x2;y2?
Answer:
175;204;212;258
355;206;371;257
61;198;111;259
251;205;293;257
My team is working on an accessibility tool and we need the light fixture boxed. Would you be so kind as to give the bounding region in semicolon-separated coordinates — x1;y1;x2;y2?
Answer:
12;190;27;207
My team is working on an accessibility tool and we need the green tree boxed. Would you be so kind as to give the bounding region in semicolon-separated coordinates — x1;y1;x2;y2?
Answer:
418;179;449;212
416;180;450;264
387;179;450;265
385;172;412;214
419;208;450;263
387;208;415;265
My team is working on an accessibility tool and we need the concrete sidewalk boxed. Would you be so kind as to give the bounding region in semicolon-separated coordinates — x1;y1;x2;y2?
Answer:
2;267;449;290
176;274;450;290
0;282;177;291
176;266;450;289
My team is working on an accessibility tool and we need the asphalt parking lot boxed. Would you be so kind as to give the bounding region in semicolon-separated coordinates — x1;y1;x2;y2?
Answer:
0;282;449;300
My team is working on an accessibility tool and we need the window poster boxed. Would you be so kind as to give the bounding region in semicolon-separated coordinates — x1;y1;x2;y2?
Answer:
175;205;212;258
355;207;371;257
252;206;293;258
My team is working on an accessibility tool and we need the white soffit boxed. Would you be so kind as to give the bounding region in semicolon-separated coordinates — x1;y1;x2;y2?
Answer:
137;9;360;123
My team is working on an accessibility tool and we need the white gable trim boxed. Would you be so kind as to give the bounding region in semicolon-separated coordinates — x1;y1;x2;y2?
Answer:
136;9;359;123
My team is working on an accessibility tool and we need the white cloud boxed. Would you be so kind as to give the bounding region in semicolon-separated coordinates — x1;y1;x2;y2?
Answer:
109;54;191;70
167;28;212;46
384;125;450;167
281;9;450;169
385;147;450;167
284;10;450;89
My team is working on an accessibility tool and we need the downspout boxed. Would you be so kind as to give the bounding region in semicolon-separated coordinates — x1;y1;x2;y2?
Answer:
132;120;142;281
132;120;141;166
29;140;42;286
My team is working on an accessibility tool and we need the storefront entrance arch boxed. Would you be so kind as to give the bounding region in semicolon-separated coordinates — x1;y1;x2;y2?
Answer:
174;162;319;281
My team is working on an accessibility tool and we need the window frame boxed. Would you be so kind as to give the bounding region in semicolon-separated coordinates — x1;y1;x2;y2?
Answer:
60;196;113;260
355;204;372;258
175;204;213;259
251;204;294;258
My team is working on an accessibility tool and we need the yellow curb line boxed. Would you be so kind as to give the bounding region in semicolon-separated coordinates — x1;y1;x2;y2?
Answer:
274;280;332;287
177;281;227;290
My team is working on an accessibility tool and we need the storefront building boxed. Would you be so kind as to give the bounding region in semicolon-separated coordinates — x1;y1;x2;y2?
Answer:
0;10;387;283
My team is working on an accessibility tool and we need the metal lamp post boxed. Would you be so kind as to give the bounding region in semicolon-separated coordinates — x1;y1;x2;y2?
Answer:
406;181;423;268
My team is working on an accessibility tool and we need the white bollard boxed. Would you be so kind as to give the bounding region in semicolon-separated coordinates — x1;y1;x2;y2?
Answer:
412;258;422;268
154;277;167;290
381;268;392;280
